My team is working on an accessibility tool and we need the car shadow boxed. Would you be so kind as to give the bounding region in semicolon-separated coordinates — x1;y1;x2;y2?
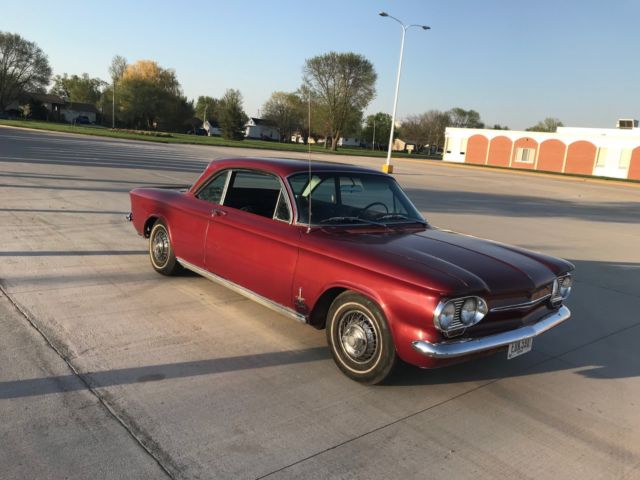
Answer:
405;188;640;224
0;347;331;400
0;250;147;257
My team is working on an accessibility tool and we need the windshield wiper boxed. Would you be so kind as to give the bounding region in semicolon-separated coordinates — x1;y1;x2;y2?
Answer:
376;213;427;225
319;216;388;228
377;213;409;221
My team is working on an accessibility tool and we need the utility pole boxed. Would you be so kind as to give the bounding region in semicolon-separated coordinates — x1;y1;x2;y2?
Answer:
372;118;376;151
378;11;430;173
112;80;115;129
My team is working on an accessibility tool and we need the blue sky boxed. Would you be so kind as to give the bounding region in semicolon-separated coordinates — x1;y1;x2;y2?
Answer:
2;0;638;130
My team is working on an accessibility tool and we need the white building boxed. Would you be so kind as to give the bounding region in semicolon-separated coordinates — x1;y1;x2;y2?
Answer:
203;120;222;136
443;119;640;180
337;137;363;147
245;118;280;140
61;102;98;124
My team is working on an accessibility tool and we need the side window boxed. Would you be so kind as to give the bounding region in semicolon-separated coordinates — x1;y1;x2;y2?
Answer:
196;171;228;204
274;190;291;222
223;171;283;219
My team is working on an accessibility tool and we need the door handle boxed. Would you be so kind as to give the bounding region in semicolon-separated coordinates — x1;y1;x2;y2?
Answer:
211;208;227;217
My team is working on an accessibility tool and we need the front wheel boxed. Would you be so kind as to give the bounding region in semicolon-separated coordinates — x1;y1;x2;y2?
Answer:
148;220;180;275
326;291;397;384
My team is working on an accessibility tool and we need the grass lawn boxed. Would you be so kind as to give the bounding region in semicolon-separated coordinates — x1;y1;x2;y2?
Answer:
0;119;441;160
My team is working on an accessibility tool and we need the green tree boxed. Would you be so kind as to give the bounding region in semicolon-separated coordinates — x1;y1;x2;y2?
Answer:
302;52;376;150
106;55;127;127
492;124;510;130
218;89;248;140
262;91;303;142
448;107;484;128
50;73;106;104
293;92;323;144
163;95;195;132
116;59;191;131
0;32;51;111
194;95;220;123
401;110;451;152
526;117;563;132
362;112;393;150
109;55;127;81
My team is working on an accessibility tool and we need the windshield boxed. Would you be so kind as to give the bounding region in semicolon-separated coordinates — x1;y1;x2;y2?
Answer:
288;172;426;226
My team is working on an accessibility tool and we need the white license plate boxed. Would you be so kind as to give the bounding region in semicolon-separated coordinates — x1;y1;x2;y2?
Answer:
507;338;533;359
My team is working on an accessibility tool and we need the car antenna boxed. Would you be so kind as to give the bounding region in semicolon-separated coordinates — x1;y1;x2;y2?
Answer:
306;92;312;234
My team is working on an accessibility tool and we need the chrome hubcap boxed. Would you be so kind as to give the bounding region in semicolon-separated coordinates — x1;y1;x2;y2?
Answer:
152;229;169;265
338;310;377;363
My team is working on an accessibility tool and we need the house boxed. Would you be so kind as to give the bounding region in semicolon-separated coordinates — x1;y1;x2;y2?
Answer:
61;102;98;124
392;138;416;153
6;93;65;120
290;133;363;147
290;132;324;144
443;119;640;181
203;119;222;136
7;93;98;123
337;137;363;147
245;117;279;140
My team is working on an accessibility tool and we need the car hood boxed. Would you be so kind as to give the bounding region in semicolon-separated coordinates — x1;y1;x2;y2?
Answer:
316;226;573;296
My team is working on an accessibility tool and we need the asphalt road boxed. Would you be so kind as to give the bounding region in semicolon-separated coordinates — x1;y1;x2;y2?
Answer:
1;126;639;480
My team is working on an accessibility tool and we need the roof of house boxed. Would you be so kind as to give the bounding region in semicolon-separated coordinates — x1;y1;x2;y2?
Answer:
23;93;65;104
204;119;220;128
248;117;276;127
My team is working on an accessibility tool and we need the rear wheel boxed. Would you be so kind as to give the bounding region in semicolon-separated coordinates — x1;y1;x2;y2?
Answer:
326;291;397;384
149;220;179;275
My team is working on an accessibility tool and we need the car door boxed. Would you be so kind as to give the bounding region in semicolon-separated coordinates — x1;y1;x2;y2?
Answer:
204;169;301;308
173;170;230;268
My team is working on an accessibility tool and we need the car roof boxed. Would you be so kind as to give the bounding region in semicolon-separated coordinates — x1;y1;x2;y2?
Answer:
207;157;382;177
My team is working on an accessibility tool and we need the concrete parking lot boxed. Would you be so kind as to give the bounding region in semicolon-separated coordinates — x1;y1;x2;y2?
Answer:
1;126;639;479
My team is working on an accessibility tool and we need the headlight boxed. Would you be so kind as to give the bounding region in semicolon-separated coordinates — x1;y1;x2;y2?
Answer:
434;296;488;335
438;302;456;330
558;274;572;299
461;298;477;325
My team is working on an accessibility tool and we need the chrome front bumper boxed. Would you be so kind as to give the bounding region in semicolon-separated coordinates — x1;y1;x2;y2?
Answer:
412;306;571;359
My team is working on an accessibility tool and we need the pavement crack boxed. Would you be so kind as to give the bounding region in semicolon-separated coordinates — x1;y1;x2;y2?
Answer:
256;317;640;479
0;283;177;480
254;377;503;479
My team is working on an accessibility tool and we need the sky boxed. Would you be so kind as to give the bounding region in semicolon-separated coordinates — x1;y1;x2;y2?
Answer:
2;0;639;130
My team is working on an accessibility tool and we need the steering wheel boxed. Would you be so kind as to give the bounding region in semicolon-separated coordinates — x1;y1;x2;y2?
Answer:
360;202;389;218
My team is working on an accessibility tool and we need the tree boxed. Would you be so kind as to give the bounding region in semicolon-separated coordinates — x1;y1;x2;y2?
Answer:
526;117;563;132
50;73;106;104
0;32;51;111
194;96;220;123
302;52;376;150
262;91;303;142
492;124;510;130
218;89;248;140
292;92;322;144
448;107;484;128
401;110;451;152
109;55;127;82
362;112;393;150
106;55;127;127
116;59;192;131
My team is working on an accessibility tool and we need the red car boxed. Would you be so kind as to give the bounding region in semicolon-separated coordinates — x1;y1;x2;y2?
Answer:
129;157;573;384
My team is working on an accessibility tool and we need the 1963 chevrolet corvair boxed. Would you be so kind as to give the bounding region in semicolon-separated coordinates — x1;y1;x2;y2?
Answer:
129;157;573;384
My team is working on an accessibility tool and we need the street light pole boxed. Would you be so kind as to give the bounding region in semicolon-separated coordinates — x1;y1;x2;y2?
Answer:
372;117;376;151
379;11;429;174
112;80;115;129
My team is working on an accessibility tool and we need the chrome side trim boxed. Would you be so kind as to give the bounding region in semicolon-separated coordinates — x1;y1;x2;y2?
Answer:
412;306;570;359
176;258;307;324
490;294;551;312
